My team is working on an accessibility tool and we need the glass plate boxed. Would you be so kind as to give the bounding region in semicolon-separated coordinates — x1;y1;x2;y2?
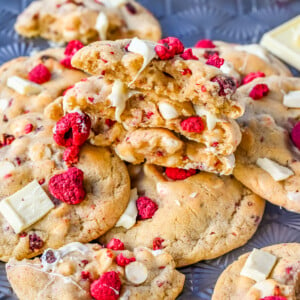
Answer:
0;0;299;299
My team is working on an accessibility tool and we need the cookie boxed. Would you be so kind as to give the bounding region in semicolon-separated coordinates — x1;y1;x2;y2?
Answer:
15;0;161;44
0;46;86;124
100;164;265;267
193;40;291;82
71;38;244;119
233;76;300;212
0;113;130;261
62;76;242;156
6;242;184;300
212;243;300;300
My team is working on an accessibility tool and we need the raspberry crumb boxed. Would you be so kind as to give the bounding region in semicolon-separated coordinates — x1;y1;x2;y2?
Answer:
165;167;197;180
241;71;265;85
136;196;158;220
180;116;205;133
115;253;136;266
206;53;224;68
90;271;121;300
105;119;116;127
181;68;192;75
48;167;86;205
28;64;51;84
24;123;33;134
63;146;80;166
38;178;45;185
153;237;164;250
29;233;44;251
81;271;91;280
203;50;219;59
106;238;125;250
249;83;269;100
180;48;199;60
155;37;184;60
259;297;288;300
211;75;237;96
64;40;84;56
195;39;216;48
53;112;91;147
291;122;300;150
19;232;27;238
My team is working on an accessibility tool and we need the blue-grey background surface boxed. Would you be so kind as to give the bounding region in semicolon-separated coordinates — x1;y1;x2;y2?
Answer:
0;0;300;299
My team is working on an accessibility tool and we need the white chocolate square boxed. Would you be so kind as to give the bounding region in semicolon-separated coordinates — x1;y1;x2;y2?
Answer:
7;76;43;95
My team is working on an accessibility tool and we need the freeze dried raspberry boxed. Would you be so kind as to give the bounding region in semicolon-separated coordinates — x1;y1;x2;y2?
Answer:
53;112;91;147
203;50;219;59
63;146;80;165
48;167;86;205
241;71;265;85
211;75;237;96
291;122;300;150
106;238;125;250
0;134;15;148
153;237;164;250
64;40;84;56
81;271;91;280
260;297;288;300
29;233;44;251
44;250;57;263
136;196;158;220
180;116;205;133
116;253;136;266
195;39;216;48
206;53;224;68
60;56;73;69
165;167;197;180
155;37;184;60
24;123;33;134
28;64;51;84
90;271;121;300
180;48;199;60
249;83;269;100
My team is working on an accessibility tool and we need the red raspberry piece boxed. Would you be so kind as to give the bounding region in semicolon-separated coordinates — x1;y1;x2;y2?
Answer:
90;271;121;300
249;83;269;100
206;53;224;68
211;75;237;96
24;123;33;134
48;167;86;205
64;40;84;56
28;64;51;84
242;71;265;85
81;271;91;280
195;39;216;48
53;112;91;147
180;48;199;60
203;50;219;59
155;37;184;60
165;167;197;180
0;134;15;148
136;196;158;220
106;238;125;250
29;233;44;251
291;122;300;150
180;116;205;133
105;119;116;127
153;237;164;250
125;2;137;14
60;56;73;69
63;146;80;165
115;253;136;266
260;297;288;300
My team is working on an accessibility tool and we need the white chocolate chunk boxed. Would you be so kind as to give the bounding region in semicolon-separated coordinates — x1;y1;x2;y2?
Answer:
0;180;54;233
0;98;9;112
7;76;43;95
0;161;15;178
125;261;148;284
158;102;179;120
235;44;269;62
115;188;138;229
128;37;156;84
287;191;300;201
194;105;220;131
283;91;300;108
108;80;138;122
99;0;126;7
256;158;294;181
95;12;109;41
220;61;240;79
190;192;198;198
240;249;277;282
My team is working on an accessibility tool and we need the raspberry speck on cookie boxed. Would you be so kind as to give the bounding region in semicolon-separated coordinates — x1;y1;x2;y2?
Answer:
180;116;205;133
155;37;184;60
206;53;224;68
29;233;44;251
165;167;197;180
28;64;51;84
259;297;288;300
106;238;125;251
211;75;237;96
53;112;91;147
180;48;199;60
194;39;216;48
153;237;165;250
90;271;122;300
48;167;86;205
24;123;33;134
136;196;158;220
291;121;300;150
115;253;136;267
241;71;265;85
249;83;269;100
